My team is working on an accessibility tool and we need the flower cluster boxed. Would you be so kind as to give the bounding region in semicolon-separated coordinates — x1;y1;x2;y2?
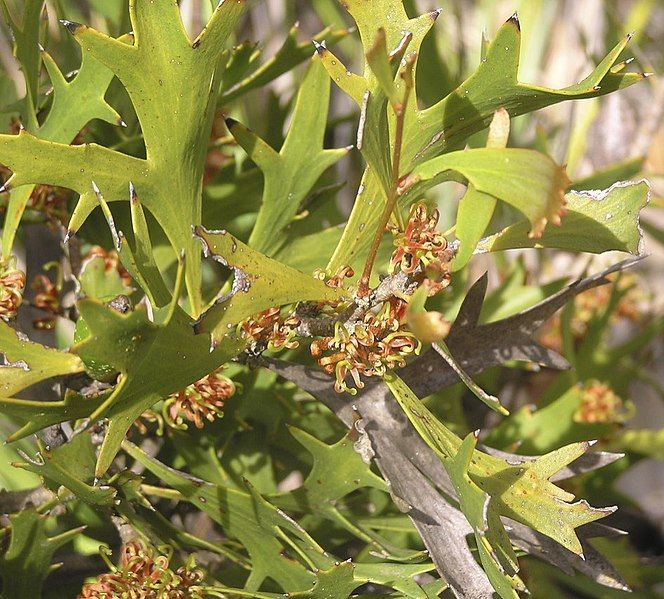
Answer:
78;541;204;599
163;368;236;429
574;380;630;424
0;257;25;321
239;306;300;351
31;273;62;330
311;299;420;394
86;245;133;286
390;203;454;295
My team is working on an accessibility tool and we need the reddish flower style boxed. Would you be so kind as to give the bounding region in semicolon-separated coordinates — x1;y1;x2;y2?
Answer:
78;541;204;598
239;306;300;351
0;257;25;321
311;298;420;394
390;203;454;295
31;273;63;330
164;368;236;430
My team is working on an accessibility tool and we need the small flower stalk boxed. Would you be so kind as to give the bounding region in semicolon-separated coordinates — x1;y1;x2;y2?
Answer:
163;368;236;429
0;256;25;321
78;541;205;598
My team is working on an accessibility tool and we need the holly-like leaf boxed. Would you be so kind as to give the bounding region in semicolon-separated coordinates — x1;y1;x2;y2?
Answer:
73;259;244;477
286;426;388;503
0;508;83;598
1;44;123;258
385;372;616;556
272;427;390;547
477;180;649;255
14;436;116;506
0;391;107;444
228;57;348;256
0;1;246;314
193;226;347;346
0;319;84;396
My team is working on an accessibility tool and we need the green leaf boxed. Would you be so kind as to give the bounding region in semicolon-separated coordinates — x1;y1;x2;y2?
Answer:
385;372;616;556
352;562;439;599
123;441;323;593
0;0;45;128
15;436;116;506
2;44;122;259
229;57;348;256
477;180;649;255
272;427;390;546
403;147;570;238
453;183;497;272
0;319;84;396
412;18;643;165
0;390;107;444
286;427;388;503
73;259;244;477
291;562;357;598
193;226;347;346
95;182;171;308
0;508;83;598
444;432;524;598
1;1;246;314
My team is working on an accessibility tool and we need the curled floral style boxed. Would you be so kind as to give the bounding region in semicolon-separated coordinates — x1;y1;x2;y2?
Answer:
0;257;25;321
311;298;421;394
163;368;236;429
239;306;300;351
78;541;204;598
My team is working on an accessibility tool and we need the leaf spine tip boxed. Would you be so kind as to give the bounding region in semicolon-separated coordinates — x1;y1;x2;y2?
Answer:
224;116;239;129
59;19;82;34
430;8;443;21
312;39;327;54
507;12;520;30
